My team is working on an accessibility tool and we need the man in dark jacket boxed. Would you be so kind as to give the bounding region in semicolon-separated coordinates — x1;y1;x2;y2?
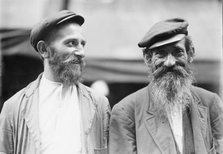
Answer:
0;10;110;154
109;18;223;154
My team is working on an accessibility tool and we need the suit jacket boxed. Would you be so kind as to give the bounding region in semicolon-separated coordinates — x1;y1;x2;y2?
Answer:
0;74;111;154
109;84;223;154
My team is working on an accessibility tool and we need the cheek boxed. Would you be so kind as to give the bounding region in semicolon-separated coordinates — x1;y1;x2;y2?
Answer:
51;53;68;63
52;48;70;59
61;52;70;59
152;57;164;68
176;56;188;65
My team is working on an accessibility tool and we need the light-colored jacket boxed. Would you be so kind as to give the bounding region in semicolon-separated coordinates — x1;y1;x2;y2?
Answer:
109;85;223;154
0;74;111;154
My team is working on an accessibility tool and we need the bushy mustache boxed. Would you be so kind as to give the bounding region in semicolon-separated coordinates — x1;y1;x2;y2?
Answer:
152;62;191;80
62;56;84;65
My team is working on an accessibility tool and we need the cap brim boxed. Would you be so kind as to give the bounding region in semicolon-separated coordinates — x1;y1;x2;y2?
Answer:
57;15;85;25
149;34;186;49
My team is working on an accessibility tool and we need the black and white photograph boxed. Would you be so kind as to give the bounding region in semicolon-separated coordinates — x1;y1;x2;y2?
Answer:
0;0;222;154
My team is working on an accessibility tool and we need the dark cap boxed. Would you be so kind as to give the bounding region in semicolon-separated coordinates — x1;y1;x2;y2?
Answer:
30;10;85;51
138;18;188;49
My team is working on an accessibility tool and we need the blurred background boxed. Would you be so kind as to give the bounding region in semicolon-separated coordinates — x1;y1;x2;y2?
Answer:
0;0;222;111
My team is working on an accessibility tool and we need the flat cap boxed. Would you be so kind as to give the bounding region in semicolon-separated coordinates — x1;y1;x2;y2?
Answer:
138;18;188;49
30;10;85;51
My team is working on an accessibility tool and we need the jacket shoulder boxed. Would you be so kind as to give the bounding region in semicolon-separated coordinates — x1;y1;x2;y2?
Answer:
192;86;217;96
2;77;39;118
191;86;222;106
3;88;26;111
0;87;27;126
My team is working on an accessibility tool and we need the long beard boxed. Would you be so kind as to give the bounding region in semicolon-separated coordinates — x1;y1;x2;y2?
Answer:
149;63;194;120
48;49;85;85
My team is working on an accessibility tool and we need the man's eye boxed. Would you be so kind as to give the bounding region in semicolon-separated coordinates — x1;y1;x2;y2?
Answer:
67;41;78;46
155;50;165;57
174;49;184;57
81;41;86;47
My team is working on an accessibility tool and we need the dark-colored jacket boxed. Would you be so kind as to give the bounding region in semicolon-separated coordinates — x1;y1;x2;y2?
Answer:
109;85;223;154
0;74;111;154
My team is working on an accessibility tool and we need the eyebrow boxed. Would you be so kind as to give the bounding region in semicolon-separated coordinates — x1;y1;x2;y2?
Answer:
174;45;184;51
64;38;86;43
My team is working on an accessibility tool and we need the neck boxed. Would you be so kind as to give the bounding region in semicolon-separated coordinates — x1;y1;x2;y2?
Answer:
43;61;59;82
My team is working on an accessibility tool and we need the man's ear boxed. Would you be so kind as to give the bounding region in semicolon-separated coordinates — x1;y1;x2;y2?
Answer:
36;41;49;58
188;47;195;63
188;56;193;63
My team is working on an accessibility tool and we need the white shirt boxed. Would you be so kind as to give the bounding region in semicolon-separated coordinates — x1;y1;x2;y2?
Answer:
39;75;82;154
167;105;183;154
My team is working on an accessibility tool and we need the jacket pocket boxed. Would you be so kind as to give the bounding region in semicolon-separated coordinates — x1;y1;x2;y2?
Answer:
94;147;108;154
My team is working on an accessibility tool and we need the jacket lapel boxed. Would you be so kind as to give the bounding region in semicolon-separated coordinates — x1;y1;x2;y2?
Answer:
77;83;96;135
144;85;178;154
77;83;97;154
190;90;208;154
22;74;42;152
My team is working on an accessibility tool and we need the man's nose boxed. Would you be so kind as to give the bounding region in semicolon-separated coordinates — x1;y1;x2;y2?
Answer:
164;54;176;67
74;47;85;58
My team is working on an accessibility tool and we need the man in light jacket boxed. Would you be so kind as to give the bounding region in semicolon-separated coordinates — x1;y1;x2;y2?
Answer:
0;10;110;154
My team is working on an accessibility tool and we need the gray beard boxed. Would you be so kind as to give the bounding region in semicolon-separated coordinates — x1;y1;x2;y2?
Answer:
150;67;194;121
